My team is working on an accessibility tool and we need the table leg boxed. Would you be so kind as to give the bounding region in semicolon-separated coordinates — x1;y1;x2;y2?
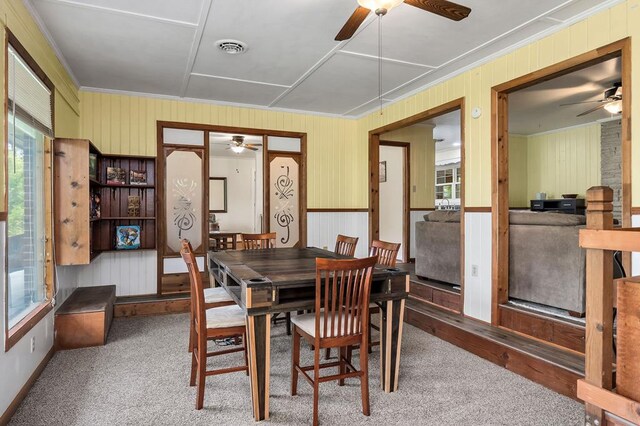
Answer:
380;298;405;393
246;313;271;421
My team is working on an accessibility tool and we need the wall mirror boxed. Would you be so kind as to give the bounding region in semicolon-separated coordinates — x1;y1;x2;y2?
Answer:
209;177;227;213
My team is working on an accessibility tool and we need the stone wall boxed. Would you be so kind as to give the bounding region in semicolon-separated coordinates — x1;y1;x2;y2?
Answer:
600;119;622;222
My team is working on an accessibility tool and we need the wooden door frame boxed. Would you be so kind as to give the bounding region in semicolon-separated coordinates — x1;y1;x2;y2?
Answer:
379;140;410;262
369;98;465;313
156;121;307;294
490;38;632;325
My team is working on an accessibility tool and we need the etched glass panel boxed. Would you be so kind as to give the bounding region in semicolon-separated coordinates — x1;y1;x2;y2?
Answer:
165;150;203;252
269;156;299;247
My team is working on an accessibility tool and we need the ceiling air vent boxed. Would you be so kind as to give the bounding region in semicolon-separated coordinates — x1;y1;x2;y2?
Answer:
216;39;248;55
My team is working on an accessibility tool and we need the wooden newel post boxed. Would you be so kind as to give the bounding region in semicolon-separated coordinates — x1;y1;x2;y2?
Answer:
584;186;614;426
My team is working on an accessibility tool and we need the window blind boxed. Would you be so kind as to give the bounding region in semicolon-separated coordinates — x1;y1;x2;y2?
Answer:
8;45;52;136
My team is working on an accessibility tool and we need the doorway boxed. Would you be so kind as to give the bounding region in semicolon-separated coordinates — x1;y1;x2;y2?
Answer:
379;141;409;262
156;122;307;295
491;38;631;332
369;98;465;313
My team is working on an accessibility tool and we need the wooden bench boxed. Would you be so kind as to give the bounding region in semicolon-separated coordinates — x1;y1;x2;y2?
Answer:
55;285;116;350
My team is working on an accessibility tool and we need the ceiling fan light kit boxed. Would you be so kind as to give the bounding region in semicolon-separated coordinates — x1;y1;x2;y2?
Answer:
357;0;404;14
604;100;622;114
230;145;245;154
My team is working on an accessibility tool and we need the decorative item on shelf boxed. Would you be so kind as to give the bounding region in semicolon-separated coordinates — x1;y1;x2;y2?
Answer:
127;196;140;217
89;153;98;181
209;212;220;232
562;193;578;199
115;225;141;250
90;190;101;219
106;167;126;185
129;170;147;186
379;161;387;183
535;192;547;200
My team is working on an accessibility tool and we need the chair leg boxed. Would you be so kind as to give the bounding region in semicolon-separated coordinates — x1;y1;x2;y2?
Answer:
243;332;249;376
188;316;195;353
339;346;346;386
368;312;373;354
196;336;207;410
359;342;370;416
313;344;321;426
285;312;292;336
291;326;300;396
325;347;331;360
189;344;198;387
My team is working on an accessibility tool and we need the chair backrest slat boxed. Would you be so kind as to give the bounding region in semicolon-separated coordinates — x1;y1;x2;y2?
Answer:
369;239;401;267
180;240;205;333
241;233;276;250
335;234;359;257
315;256;377;340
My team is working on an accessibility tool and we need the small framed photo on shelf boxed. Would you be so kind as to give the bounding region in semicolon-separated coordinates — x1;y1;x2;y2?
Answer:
129;170;147;186
115;225;141;250
89;154;98;181
106;167;126;185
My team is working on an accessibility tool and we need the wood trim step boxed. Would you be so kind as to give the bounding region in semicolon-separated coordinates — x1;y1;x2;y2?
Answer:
306;208;368;213
0;346;54;425
630;207;640;216
464;207;492;213
405;299;583;400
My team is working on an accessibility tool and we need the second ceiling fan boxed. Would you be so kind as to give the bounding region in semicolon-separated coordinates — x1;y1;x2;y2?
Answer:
335;0;471;41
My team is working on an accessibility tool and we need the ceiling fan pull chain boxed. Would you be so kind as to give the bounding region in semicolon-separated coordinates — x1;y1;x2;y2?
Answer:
379;13;383;115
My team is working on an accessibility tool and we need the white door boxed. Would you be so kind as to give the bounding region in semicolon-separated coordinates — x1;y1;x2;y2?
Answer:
379;145;405;262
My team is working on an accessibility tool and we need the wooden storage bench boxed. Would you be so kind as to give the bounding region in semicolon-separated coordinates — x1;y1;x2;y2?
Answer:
55;285;116;350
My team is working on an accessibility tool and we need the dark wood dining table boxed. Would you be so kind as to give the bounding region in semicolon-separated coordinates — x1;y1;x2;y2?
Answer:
208;247;409;421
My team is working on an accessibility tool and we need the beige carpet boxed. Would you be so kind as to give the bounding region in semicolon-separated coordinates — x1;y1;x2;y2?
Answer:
10;313;583;425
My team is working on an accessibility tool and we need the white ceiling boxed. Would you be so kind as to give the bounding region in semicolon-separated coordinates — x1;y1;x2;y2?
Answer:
27;0;620;118
423;109;461;152
509;57;622;135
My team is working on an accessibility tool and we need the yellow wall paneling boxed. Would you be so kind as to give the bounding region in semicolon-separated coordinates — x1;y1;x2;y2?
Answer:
509;123;602;207
368;98;465;314
491;38;631;329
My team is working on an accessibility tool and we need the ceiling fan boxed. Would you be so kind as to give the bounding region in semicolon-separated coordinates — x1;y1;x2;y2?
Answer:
561;82;623;117
335;0;471;41
227;135;262;153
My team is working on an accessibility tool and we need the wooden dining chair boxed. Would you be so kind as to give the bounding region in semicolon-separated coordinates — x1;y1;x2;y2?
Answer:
369;239;401;267
335;234;359;257
368;239;401;353
185;241;235;353
291;256;378;426
241;232;277;250
181;240;248;410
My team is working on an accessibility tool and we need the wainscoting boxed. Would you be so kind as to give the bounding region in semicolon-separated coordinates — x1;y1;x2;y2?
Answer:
306;211;369;258
77;250;157;297
463;211;492;323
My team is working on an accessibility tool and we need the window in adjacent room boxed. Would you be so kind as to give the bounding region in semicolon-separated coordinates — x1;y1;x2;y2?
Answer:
6;42;53;331
435;165;461;201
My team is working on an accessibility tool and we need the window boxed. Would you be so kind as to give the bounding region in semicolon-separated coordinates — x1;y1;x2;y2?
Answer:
435;165;461;201
6;42;53;332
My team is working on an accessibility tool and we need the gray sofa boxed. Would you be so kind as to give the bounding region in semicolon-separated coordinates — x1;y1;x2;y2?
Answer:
415;210;461;286
509;211;586;315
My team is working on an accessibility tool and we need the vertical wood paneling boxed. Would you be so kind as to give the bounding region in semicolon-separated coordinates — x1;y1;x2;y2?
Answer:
307;212;369;258
526;124;601;199
464;212;492;322
77;251;157;297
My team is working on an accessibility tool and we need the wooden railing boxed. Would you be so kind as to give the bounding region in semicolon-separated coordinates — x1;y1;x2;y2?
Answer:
578;186;640;426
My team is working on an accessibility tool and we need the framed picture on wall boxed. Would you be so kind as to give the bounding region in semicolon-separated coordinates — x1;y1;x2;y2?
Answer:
379;161;387;183
209;177;227;213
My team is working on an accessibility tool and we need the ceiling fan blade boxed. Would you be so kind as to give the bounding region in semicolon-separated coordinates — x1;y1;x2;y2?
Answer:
335;6;370;41
403;0;471;21
559;100;605;107
245;146;259;151
244;143;263;147
577;103;608;117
